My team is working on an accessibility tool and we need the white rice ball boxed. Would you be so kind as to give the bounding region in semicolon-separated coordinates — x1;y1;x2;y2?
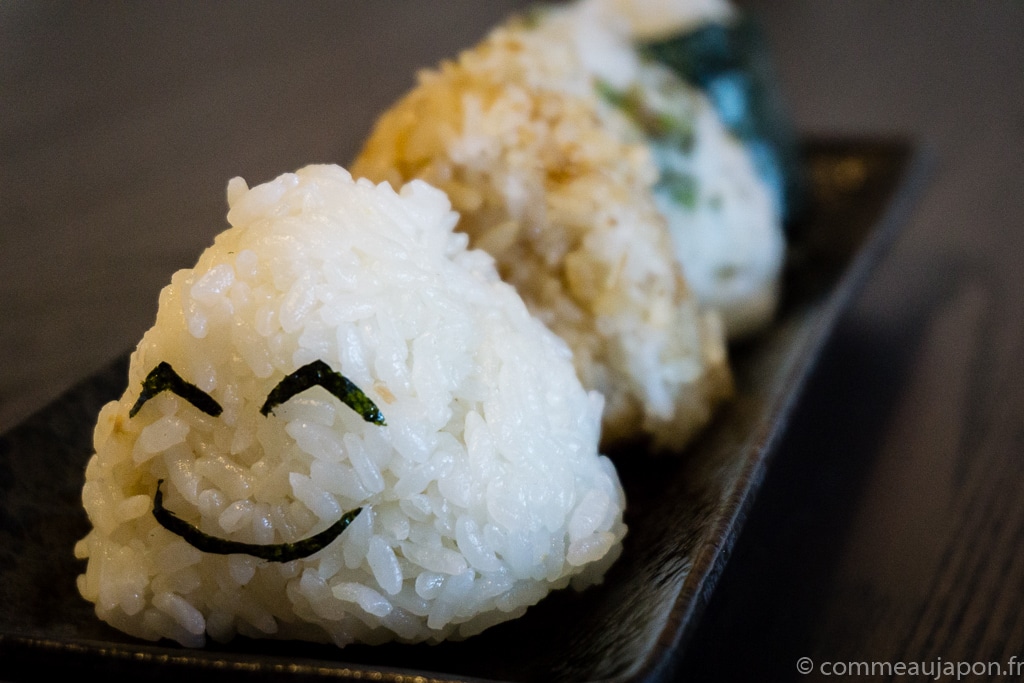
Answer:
76;165;626;647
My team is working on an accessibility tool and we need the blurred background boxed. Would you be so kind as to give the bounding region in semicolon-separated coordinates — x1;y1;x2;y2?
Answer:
0;2;526;434
2;2;1023;680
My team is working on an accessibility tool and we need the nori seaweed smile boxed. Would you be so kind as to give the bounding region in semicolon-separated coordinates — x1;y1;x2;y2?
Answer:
136;361;384;561
153;480;362;562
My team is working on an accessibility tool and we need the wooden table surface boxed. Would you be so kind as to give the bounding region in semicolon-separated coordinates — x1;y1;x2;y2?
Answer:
2;2;1022;681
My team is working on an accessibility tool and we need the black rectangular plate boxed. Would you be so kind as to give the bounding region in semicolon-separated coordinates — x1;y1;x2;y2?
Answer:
0;138;927;683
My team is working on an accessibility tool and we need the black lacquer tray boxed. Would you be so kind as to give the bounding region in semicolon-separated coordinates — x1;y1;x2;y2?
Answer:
0;138;928;682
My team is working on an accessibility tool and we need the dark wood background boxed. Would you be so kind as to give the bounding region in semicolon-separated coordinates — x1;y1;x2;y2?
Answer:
2;2;1022;681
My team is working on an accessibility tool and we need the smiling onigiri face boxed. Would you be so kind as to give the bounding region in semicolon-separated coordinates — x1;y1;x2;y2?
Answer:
76;165;626;648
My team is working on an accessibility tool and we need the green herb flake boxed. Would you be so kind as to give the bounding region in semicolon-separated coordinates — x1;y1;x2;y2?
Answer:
596;80;628;110
153;479;362;562
597;80;695;151
658;114;696;152
658;170;699;210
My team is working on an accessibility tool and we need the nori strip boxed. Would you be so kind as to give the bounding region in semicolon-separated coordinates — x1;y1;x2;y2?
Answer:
129;361;223;418
260;360;386;425
153;479;362;562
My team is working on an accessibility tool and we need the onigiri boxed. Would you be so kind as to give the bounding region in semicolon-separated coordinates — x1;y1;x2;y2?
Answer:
75;165;626;647
353;3;735;450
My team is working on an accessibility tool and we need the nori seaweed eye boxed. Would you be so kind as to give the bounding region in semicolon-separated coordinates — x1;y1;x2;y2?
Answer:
260;360;386;425
153;479;362;562
129;362;223;418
